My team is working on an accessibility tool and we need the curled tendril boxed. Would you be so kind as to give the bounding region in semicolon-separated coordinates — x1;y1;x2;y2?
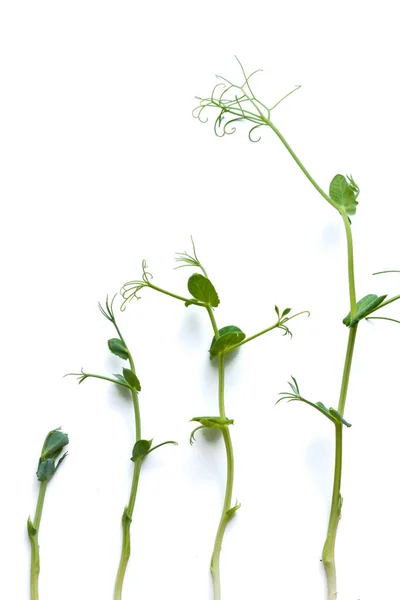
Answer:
193;57;301;141
120;260;153;310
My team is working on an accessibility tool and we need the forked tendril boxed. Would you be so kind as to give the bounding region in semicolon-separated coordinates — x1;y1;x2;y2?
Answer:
193;56;301;142
121;260;154;310
175;236;208;278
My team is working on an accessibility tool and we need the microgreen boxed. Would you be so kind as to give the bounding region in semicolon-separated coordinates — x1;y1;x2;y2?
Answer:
68;295;176;600
121;240;308;600
28;428;69;600
194;59;400;599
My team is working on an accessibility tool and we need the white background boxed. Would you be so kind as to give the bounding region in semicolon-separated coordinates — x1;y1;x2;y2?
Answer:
1;2;400;599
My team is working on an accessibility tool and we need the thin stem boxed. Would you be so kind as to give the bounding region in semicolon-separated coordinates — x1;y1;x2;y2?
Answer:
204;313;235;600
113;327;142;599
114;458;143;600
29;481;48;600
226;321;279;353
148;282;203;306
322;325;358;599
267;120;339;211
337;326;358;415
322;424;343;600
340;212;357;320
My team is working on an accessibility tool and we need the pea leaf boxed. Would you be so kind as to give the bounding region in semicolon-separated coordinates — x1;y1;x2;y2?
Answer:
187;273;220;307
36;458;56;482
190;416;234;428
108;338;129;360
113;373;130;387
225;503;241;522
122;368;141;391
131;439;152;462
209;325;246;359
27;517;37;539
329;408;352;428
343;294;387;327
329;174;359;216
41;429;69;460
122;507;132;525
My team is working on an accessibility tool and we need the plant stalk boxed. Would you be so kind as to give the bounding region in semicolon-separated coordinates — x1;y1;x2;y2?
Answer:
29;481;48;600
113;350;142;600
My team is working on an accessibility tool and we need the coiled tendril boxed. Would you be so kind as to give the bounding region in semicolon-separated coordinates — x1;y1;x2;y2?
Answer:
193;56;301;142
121;260;154;310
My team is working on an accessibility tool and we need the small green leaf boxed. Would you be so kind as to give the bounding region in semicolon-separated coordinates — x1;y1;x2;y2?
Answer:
27;517;37;539
329;174;359;216
122;507;132;525
275;305;280;317
122;368;141;391
37;458;56;482
329;408;352;427
225;503;241;522
108;338;129;360
209;325;246;359
131;439;152;462
190;416;234;428
113;373;129;386
187;273;220;307
281;308;291;317
343;294;387;327
41;429;69;460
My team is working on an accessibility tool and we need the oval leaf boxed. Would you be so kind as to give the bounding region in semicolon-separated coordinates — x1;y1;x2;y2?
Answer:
122;368;141;391
343;294;387;327
108;338;129;360
329;174;359;216
190;416;234;428
41;429;69;460
187;273;220;307
209;325;246;359
36;458;56;482
131;439;152;462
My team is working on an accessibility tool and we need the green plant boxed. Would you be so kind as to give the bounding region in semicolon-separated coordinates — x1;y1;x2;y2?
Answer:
193;58;400;599
27;428;69;600
121;240;308;600
68;296;177;600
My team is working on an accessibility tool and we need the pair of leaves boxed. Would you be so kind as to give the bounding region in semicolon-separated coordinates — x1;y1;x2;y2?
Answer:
115;368;141;392
187;273;220;307
329;174;359;216
343;294;387;327
36;428;69;482
131;439;178;462
209;325;246;359
278;377;351;427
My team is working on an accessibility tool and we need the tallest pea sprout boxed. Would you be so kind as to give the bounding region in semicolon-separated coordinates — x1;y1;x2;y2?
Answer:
194;58;400;599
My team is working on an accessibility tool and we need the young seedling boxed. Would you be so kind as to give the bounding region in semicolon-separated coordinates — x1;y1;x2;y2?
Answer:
193;58;400;599
68;296;177;600
27;428;69;600
121;240;308;600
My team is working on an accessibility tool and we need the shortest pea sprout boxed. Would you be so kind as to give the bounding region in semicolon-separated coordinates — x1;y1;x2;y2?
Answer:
28;428;69;600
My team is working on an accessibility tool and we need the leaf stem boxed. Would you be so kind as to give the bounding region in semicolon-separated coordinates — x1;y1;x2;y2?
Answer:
29;481;48;600
267;120;339;211
226;321;279;352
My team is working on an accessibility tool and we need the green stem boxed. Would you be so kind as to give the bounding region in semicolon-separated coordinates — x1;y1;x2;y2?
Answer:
113;344;142;599
340;212;357;320
226;321;279;353
322;325;358;599
204;310;235;600
267;120;338;211
114;458;143;600
29;481;48;600
322;424;342;600
148;282;203;306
